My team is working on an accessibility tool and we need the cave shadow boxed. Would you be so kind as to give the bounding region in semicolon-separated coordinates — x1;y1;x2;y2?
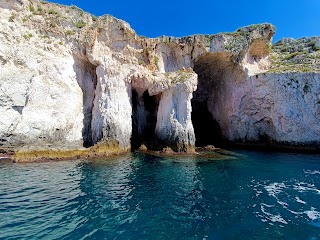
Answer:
191;52;234;148
73;55;97;148
131;90;160;151
191;99;224;148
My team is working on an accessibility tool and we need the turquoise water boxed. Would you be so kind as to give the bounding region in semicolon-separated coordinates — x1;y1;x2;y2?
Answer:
0;151;319;240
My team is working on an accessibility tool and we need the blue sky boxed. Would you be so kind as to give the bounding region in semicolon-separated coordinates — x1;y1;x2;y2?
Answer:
47;0;320;42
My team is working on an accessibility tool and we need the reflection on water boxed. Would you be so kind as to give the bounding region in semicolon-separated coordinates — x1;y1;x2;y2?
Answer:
0;151;319;239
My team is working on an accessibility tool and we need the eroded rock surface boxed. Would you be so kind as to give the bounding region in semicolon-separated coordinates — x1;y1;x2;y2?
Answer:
0;0;200;159
0;0;319;161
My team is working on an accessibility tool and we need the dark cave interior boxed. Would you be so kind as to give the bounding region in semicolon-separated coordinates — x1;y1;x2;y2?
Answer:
74;55;98;148
131;90;160;151
191;52;238;148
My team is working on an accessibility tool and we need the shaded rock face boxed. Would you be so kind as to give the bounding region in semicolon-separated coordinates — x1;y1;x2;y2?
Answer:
192;52;244;147
226;73;320;145
73;54;97;147
193;51;320;148
0;0;319;159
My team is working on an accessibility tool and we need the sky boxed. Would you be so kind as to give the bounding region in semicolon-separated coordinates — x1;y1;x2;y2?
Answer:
47;0;320;42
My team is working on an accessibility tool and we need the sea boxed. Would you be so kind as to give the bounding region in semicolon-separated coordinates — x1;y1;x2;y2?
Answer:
0;150;319;239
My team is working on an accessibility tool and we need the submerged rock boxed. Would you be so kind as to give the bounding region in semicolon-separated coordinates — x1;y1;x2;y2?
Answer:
0;0;319;161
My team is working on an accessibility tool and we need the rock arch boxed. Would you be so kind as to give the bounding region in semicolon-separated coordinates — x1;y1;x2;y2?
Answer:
192;52;247;147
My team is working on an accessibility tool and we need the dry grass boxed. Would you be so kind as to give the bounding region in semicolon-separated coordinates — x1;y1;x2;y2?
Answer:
249;39;270;58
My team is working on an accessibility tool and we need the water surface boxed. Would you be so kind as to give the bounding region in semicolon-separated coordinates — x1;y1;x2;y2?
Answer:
0;151;319;239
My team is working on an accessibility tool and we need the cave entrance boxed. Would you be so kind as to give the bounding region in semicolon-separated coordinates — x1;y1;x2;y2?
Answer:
131;90;160;151
191;52;241;148
191;99;223;147
73;55;98;148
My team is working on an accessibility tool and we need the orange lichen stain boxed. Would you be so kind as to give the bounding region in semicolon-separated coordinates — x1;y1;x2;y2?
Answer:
13;141;130;163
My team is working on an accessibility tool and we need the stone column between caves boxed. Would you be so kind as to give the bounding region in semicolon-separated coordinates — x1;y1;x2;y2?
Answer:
90;65;132;151
155;83;195;152
90;66;197;153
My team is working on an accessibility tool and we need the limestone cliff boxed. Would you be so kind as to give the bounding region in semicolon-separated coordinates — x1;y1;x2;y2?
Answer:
193;33;320;148
0;0;319;161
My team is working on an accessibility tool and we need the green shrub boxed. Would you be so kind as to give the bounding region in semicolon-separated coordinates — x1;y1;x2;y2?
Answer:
29;4;35;12
65;30;75;35
75;20;86;28
312;45;320;51
23;33;33;40
280;45;288;52
154;56;159;66
300;67;311;72
48;9;58;15
37;6;43;13
22;18;28;23
138;60;145;66
207;37;211;46
284;52;299;60
9;15;15;22
307;41;320;51
153;56;160;70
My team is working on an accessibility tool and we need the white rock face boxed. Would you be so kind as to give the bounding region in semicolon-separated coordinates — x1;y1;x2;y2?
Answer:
216;72;320;144
194;43;320;148
0;0;319;158
0;34;84;148
155;73;197;151
241;53;271;76
91;65;132;148
0;0;199;154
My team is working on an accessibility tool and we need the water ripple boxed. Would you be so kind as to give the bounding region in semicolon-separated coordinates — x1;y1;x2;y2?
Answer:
0;152;319;239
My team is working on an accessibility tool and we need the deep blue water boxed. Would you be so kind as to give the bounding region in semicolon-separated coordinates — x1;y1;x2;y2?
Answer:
0;150;319;240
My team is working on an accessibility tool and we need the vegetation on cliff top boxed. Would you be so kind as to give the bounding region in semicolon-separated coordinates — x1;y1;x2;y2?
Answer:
7;0;320;74
269;37;320;73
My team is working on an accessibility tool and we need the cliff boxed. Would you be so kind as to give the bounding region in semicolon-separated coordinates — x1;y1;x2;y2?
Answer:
0;0;319;161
